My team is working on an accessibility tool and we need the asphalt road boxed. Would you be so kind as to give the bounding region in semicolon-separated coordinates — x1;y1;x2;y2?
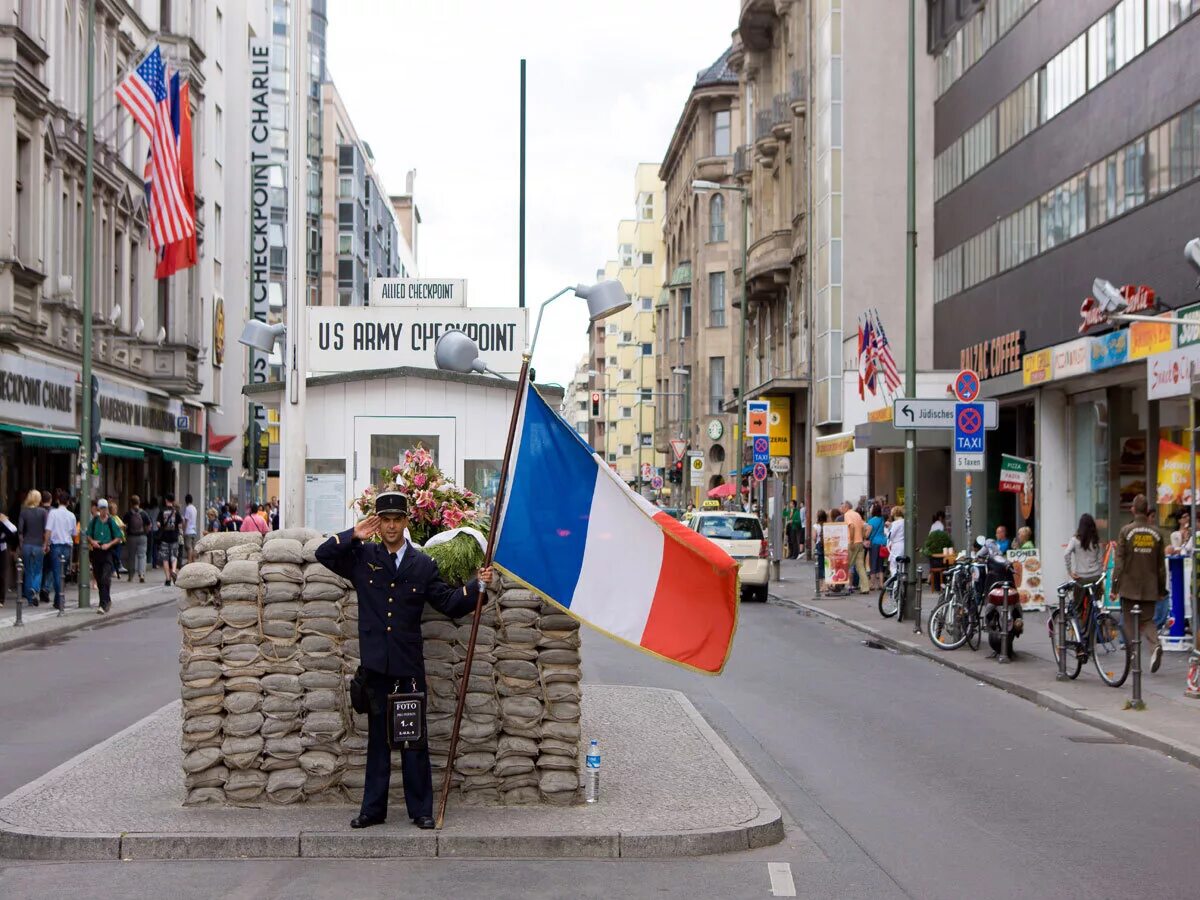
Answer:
1;588;1197;898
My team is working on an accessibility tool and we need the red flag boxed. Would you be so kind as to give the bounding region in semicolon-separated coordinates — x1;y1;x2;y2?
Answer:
156;81;196;279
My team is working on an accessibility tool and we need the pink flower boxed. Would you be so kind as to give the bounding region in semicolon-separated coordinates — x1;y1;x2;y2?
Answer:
442;507;464;529
392;464;404;474
413;490;435;510
413;473;426;487
414;449;433;467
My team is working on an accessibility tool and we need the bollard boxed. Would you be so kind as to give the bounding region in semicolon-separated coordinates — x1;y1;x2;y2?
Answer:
913;565;924;635
13;552;23;628
1056;586;1069;681
1127;604;1146;710
996;589;1011;664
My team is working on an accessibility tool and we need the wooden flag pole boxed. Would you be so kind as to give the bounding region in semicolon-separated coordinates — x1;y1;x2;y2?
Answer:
435;353;531;829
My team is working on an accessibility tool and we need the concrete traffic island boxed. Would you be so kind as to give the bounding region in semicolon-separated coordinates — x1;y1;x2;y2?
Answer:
0;685;783;860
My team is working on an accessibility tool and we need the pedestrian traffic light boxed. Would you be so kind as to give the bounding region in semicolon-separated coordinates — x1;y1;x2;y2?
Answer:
590;391;601;418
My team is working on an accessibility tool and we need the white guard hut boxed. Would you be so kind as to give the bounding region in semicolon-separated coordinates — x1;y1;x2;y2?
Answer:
244;367;564;533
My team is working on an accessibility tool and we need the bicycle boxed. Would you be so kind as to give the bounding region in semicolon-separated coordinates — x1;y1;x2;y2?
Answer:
928;552;982;651
878;555;910;618
1048;577;1131;687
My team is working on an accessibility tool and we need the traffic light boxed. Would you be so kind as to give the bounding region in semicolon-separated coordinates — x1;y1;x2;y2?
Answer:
590;391;601;418
670;460;683;484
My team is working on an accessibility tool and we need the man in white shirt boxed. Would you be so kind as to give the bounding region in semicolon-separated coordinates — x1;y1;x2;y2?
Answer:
43;493;77;612
183;493;199;563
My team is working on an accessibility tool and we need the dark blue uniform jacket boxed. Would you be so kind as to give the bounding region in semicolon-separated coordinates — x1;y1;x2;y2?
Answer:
315;528;479;677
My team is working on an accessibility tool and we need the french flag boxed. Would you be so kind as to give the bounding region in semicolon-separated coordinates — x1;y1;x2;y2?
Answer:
493;384;740;674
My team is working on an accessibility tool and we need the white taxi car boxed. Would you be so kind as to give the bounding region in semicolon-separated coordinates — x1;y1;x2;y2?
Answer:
689;511;769;602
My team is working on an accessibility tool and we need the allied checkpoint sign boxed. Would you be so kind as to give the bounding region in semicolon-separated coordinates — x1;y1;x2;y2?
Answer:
370;278;467;307
308;306;528;377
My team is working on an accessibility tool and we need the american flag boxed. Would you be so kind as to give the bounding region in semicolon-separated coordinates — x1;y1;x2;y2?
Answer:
857;316;877;399
870;309;902;393
116;46;193;249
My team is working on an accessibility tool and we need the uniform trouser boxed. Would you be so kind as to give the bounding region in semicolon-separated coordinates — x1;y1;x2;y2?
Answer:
361;670;432;821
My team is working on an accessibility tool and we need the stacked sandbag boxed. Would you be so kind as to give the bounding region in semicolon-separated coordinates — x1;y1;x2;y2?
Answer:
177;536;582;808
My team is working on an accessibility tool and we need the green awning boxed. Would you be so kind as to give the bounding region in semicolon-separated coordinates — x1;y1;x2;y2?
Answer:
667;262;692;287
160;447;208;465
656;288;670;308
0;423;81;450
205;453;233;469
100;440;145;459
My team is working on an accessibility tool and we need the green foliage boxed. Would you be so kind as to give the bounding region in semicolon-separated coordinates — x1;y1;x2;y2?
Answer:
424;532;486;587
921;528;954;559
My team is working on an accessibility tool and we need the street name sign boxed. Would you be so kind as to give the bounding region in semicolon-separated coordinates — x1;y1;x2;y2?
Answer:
308;306;528;377
892;398;998;430
370;278;467;307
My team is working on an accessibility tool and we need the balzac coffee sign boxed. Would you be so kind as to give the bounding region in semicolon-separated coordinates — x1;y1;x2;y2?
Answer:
959;330;1024;379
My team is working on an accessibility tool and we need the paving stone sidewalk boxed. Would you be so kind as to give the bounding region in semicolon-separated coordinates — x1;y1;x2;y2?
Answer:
0;685;784;860
0;577;177;652
772;559;1200;769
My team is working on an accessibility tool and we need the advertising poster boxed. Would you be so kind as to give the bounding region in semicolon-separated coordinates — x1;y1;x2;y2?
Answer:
1006;548;1045;611
823;522;850;587
1156;438;1192;508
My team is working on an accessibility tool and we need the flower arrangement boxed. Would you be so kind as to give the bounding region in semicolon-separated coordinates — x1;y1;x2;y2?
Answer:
349;444;490;585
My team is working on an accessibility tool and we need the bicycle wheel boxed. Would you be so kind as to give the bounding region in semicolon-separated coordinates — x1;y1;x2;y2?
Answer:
929;599;968;650
878;577;900;618
1092;612;1130;687
1047;610;1083;679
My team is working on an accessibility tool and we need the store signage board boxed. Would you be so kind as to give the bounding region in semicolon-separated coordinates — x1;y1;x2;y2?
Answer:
769;456;790;473
999;456;1030;493
1022;349;1052;386
1147;345;1200;400
0;352;77;431
308;306;528;376
1175;302;1200;348
892;398;998;430
1128;314;1174;360
958;330;1023;379
1089;329;1129;371
746;400;769;437
1051;337;1091;380
370;279;467;307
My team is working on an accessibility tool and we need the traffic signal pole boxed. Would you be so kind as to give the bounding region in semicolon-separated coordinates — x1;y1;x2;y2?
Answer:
901;0;919;620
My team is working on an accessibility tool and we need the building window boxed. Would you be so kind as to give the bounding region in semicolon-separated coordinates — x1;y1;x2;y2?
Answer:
681;288;692;338
709;271;726;326
640;296;653;311
622;331;632;342
606;322;618;335
713;109;731;156
620;444;632;456
641;342;653;356
640;388;652;402
339;175;353;196
607;355;617;366
607;452;617;463
576;422;588;436
1040;173;1086;251
621;368;633;381
637;191;654;220
619;243;633;267
620;407;632;419
709;357;725;415
709;193;725;242
640;433;652;447
640;251;653;266
338;233;352;254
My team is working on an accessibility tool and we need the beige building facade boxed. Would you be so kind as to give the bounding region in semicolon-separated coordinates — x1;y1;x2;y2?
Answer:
658;47;745;502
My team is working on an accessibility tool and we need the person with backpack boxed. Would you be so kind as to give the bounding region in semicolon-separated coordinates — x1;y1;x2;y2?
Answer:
156;494;182;586
123;495;152;583
86;499;122;613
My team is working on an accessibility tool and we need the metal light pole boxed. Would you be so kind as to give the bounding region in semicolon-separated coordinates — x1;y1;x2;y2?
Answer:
77;0;97;609
692;180;748;509
901;0;919;619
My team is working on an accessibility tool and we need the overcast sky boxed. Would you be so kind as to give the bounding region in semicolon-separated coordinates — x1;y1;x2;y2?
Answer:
325;0;735;388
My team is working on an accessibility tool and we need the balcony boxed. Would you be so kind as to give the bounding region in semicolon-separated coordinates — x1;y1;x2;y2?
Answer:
771;94;792;139
733;145;752;179
738;0;776;51
754;110;779;158
694;155;731;182
746;229;792;297
790;71;808;115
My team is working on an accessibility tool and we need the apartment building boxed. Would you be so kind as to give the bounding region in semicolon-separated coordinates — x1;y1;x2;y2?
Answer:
0;0;269;514
658;47;745;500
591;164;666;492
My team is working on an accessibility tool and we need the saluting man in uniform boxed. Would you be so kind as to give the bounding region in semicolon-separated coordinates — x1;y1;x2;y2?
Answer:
316;491;493;830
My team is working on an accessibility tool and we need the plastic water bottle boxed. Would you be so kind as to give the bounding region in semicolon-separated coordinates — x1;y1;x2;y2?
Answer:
584;739;600;803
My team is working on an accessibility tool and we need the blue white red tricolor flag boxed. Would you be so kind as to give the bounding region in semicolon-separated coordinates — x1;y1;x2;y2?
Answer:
493;384;740;674
857;316;877;399
116;45;194;250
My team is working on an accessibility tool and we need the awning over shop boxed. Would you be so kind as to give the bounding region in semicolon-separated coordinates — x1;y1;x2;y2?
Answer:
815;432;856;458
116;440;207;465
0;423;81;450
100;440;144;459
667;262;692;287
205;453;233;468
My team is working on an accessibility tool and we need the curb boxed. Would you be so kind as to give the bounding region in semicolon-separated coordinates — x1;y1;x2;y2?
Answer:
0;589;175;653
0;691;784;861
797;602;1200;772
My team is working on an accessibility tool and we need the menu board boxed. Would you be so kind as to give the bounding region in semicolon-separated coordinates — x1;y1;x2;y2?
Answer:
1006;548;1045;611
823;522;850;587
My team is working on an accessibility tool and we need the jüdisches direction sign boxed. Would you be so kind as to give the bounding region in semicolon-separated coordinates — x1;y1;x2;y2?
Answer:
370;279;467;307
308;306;528;376
892;398;998;430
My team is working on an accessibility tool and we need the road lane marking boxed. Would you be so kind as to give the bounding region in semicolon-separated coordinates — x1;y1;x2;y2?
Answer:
768;862;796;896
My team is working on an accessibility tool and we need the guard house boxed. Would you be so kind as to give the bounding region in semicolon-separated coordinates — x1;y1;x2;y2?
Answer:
244;366;564;533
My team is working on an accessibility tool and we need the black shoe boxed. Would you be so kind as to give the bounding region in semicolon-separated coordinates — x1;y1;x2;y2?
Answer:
413;816;435;830
350;814;385;829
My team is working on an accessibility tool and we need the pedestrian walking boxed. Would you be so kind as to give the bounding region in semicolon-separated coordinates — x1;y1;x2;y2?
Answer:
1112;494;1166;675
240;503;270;534
183;493;199;564
785;500;800;559
886;507;906;575
814;509;827;589
315;491;492;830
221;502;243;532
44;493;76;611
18;489;47;607
841;501;870;594
123;496;152;583
205;507;220;534
35;490;53;604
156;494;182;586
269;496;280;531
867;502;887;590
86;499;122;613
145;497;160;571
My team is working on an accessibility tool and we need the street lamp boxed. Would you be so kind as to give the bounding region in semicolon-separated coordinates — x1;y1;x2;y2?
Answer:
430;279;628;829
238;320;286;354
693;179;749;506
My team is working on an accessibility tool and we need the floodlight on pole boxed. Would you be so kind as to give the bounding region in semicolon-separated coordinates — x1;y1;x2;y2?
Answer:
528;280;630;358
1186;237;1200;277
238;320;287;354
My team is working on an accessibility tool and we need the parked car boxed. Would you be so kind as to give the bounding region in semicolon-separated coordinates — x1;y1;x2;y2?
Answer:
657;507;684;521
689;511;769;602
